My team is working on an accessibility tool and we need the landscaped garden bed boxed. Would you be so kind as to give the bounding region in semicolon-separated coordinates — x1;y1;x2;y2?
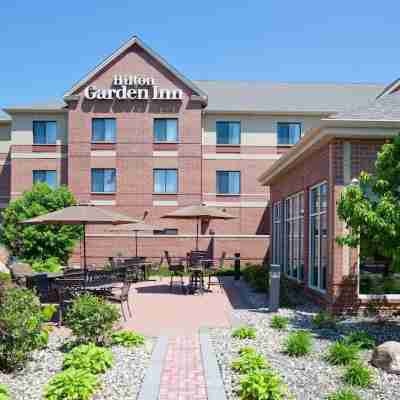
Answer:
211;281;400;399
0;331;153;400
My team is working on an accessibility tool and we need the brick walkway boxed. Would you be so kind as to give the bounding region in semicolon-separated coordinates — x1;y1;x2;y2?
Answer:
159;335;207;400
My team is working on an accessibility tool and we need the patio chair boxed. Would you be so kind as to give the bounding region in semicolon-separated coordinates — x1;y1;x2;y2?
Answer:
26;273;50;301
104;281;132;321
204;253;226;291
164;251;185;292
53;277;85;326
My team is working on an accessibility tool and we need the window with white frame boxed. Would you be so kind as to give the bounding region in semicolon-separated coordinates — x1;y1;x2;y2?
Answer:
272;201;283;266
309;182;328;291
284;192;304;281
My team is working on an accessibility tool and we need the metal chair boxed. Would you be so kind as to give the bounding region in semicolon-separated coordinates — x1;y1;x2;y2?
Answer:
164;251;185;292
105;281;132;321
26;273;50;301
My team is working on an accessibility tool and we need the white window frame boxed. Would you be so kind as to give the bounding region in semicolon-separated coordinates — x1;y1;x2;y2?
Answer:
272;201;283;266
284;191;304;282
308;181;328;293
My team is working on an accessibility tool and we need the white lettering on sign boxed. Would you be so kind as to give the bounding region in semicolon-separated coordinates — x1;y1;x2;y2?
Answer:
83;74;183;101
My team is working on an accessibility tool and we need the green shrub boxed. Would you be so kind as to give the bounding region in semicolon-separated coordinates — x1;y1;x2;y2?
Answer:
232;326;257;340
0;287;44;371
0;272;11;283
44;368;100;400
232;351;269;374
270;315;289;330
283;330;313;357
32;257;61;273
242;264;269;292
343;361;374;388
238;347;257;356
344;331;376;350
325;342;360;366
63;343;113;374
312;311;337;329
326;388;362;400
0;183;82;264
239;370;288;400
0;384;10;400
111;330;145;347
65;294;120;344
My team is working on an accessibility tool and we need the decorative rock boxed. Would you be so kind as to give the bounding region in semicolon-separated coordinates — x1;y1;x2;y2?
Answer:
371;341;400;374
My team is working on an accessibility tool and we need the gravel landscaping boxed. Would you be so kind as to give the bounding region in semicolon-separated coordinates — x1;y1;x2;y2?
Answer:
0;329;154;400
211;281;400;400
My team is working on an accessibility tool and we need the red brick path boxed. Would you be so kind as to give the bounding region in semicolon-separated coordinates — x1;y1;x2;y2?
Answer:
159;335;207;400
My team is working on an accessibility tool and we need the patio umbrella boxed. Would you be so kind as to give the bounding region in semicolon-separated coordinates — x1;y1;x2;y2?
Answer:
161;204;236;250
21;204;139;275
109;221;161;257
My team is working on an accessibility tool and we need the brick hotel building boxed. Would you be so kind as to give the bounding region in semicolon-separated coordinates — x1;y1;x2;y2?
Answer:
2;35;400;310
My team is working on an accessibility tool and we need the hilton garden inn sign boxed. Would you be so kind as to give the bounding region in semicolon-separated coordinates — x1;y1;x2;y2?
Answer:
84;74;183;101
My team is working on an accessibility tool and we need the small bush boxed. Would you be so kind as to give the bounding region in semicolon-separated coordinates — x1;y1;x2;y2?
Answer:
283;330;313;357
44;368;100;400
343;361;374;388
270;315;289;330
242;264;269;292
325;342;360;366
63;343;113;374
239;370;288;400
232;351;269;374
232;326;257;340
238;347;257;356
0;287;44;371
111;330;145;347
31;257;61;273
0;384;10;400
65;294;120;344
312;311;337;329
326;388;362;400
344;331;375;350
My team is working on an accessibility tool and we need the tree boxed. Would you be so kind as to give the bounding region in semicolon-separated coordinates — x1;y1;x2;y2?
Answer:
337;134;400;272
0;183;82;264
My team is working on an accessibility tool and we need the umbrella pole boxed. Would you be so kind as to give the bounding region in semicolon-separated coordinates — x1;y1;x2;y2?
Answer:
135;230;138;258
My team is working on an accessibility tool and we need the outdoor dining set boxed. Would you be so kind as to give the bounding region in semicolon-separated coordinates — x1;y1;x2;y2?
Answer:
10;202;235;325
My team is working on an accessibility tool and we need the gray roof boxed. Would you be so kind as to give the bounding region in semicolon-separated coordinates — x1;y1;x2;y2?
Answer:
328;92;400;121
0;111;11;122
194;80;385;113
2;81;387;116
3;101;66;112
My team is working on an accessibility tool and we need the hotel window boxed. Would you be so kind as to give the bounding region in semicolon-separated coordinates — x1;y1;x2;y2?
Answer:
33;170;58;188
216;121;241;145
153;169;178;193
153;228;179;235
216;171;240;195
154;119;178;142
284;192;304;281
277;122;301;145
92;118;116;142
272;201;283;266
309;182;328;291
91;168;116;193
33;121;57;144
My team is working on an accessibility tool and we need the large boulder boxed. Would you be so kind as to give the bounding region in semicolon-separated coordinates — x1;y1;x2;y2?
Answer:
371;341;400;374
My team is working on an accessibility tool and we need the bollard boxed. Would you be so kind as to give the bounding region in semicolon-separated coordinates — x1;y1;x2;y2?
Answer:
234;253;241;280
269;264;281;312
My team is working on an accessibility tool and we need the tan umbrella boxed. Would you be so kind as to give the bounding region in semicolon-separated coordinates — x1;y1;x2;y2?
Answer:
162;204;236;250
109;221;161;257
21;204;139;275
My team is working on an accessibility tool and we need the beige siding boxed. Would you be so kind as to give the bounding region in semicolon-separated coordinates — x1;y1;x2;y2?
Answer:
203;113;323;146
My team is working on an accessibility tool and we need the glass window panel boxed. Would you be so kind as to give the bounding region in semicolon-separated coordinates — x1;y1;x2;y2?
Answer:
91;169;116;192
33;170;57;188
216;122;241;145
216;171;240;194
33;121;57;144
154;119;178;142
92;119;116;142
153;169;177;193
277;123;301;145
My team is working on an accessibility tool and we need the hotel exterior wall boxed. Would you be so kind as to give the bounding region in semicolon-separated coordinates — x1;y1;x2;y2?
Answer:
0;123;11;207
268;137;392;313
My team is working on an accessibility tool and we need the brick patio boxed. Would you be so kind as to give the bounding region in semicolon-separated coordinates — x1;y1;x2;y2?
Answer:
122;277;236;336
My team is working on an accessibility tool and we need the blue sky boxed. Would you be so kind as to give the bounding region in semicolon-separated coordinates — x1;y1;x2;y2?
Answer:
1;1;399;108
